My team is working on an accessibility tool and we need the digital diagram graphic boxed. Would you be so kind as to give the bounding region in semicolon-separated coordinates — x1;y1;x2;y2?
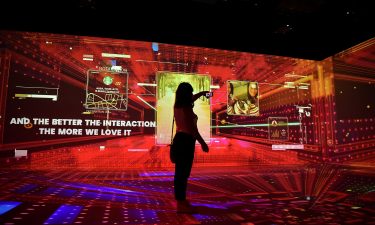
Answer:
85;69;129;111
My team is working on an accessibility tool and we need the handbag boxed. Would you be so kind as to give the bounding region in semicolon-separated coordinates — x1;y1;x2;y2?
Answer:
169;116;176;163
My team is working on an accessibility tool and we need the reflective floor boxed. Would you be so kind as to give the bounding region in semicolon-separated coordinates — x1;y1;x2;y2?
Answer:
0;136;374;224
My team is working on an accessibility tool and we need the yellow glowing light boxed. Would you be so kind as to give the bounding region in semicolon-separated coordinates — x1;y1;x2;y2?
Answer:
156;72;211;145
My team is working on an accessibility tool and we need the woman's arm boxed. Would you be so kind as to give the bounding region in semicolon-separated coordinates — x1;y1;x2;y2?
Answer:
192;91;209;102
194;129;209;152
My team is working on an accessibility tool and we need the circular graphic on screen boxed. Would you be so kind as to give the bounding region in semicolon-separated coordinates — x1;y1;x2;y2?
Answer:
103;76;113;85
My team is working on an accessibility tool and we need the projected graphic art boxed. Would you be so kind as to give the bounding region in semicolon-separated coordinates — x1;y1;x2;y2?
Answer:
0;30;375;225
14;86;59;101
268;117;289;140
227;80;259;116
156;72;211;145
85;70;129;111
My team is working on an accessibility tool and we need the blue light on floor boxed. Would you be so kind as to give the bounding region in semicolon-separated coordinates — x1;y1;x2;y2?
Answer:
191;203;228;209
127;209;159;223
223;200;246;207
0;201;22;215
147;177;174;181
14;184;38;193
44;204;82;225
78;191;164;205
109;181;172;193
193;214;217;220
139;171;175;177
56;181;142;195
42;187;77;197
193;213;230;223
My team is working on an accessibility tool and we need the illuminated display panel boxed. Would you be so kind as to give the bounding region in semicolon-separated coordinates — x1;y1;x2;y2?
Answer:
227;80;259;116
85;69;129;111
156;72;211;145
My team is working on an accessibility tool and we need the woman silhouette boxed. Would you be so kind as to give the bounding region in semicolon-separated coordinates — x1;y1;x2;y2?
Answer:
172;82;209;213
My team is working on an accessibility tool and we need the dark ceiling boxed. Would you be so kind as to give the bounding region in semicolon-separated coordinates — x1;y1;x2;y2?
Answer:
1;0;374;60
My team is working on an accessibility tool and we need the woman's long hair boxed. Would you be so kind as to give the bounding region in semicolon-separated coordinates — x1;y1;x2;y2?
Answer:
247;82;258;104
174;82;194;108
229;83;234;96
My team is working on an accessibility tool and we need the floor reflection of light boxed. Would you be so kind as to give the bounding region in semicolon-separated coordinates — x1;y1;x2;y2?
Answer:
41;187;77;197
14;184;38;193
77;191;164;205
139;171;174;177
192;202;228;209
109;181;172;193
44;205;82;225
56;181;142;195
0;201;22;215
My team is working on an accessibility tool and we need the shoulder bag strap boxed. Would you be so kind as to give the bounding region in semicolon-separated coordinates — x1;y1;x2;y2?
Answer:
170;113;175;144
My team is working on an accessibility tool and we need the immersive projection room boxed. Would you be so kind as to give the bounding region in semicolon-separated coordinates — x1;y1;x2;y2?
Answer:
0;1;374;224
0;29;374;224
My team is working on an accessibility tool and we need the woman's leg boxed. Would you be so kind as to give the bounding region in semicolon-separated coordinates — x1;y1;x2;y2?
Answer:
173;133;195;201
174;152;194;200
